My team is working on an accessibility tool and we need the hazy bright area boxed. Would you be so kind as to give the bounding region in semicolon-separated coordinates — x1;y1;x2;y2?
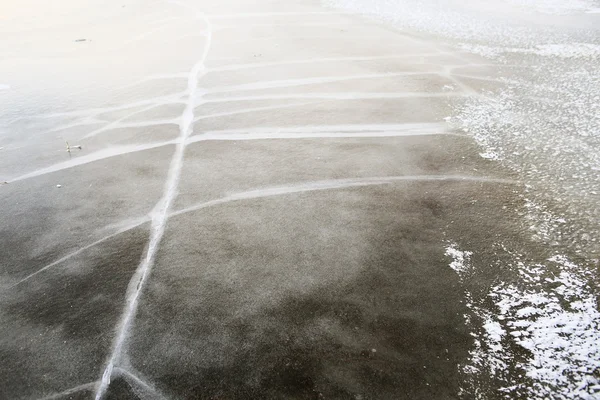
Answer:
0;0;598;399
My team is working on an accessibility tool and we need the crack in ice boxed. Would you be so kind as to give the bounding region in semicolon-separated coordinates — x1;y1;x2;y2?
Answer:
37;382;97;400
206;53;450;72
171;175;516;217
5;219;148;290
5;124;453;183
208;11;350;19
202;92;465;102
5;175;515;290
112;367;167;399
93;8;212;399
204;72;435;94
7;140;178;183
193;100;324;122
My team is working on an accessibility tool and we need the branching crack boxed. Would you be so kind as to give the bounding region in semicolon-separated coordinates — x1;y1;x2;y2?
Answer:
93;6;213;399
7;175;517;291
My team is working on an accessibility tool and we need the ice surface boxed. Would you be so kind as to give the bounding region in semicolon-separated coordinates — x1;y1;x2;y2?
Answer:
326;0;600;397
446;244;600;399
1;0;597;399
329;0;600;254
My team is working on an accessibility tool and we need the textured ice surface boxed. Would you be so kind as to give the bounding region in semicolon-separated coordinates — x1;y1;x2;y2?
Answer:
504;0;600;14
0;0;524;399
327;0;600;46
446;244;600;399
327;0;600;398
1;0;597;398
328;0;600;254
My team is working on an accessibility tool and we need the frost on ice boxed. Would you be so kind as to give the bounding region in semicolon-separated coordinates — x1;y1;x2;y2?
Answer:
445;244;600;399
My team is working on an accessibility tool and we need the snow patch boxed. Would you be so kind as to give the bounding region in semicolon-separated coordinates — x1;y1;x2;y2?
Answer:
489;255;600;399
445;244;600;399
445;244;473;276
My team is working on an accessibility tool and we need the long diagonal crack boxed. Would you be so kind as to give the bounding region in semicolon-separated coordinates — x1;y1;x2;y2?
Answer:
5;123;454;183
202;92;465;103
7;140;178;183
7;175;517;291
37;382;98;400
112;367;167;399
170;175;517;217
6;219;147;290
203;72;433;94
93;10;212;400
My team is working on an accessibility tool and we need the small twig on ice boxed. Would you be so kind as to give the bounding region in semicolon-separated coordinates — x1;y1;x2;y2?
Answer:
66;141;82;153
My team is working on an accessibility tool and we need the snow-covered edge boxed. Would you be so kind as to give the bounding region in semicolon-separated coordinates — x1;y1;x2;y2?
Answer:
445;243;600;399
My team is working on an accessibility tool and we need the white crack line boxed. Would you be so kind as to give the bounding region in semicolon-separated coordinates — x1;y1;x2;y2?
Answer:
113;367;167;399
8;175;516;292
171;175;517;217
203;72;433;94
37;382;97;400
202;92;464;103
206;53;448;72
6;219;147;290
93;7;212;400
5;124;452;183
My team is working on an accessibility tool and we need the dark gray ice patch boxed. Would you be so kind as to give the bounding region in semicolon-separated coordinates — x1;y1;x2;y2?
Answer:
0;226;148;400
121;184;484;399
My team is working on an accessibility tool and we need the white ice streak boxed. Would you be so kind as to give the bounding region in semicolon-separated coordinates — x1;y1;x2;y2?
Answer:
8;141;177;183
203;92;463;103
94;8;212;400
6;219;146;290
208;11;350;19
5;124;450;183
83;118;180;139
120;72;188;90
21;92;186;122
81;100;182;139
207;53;450;72
8;176;511;290
204;72;433;94
189;123;452;142
38;382;98;400
112;367;166;399
193;101;323;122
174;175;514;217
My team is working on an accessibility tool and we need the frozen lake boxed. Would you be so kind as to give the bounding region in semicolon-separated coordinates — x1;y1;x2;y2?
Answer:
0;0;598;399
328;0;600;398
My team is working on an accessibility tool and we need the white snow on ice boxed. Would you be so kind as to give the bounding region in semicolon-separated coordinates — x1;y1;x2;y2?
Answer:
460;43;600;58
446;244;600;399
445;245;473;276
327;0;600;47
504;0;600;14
